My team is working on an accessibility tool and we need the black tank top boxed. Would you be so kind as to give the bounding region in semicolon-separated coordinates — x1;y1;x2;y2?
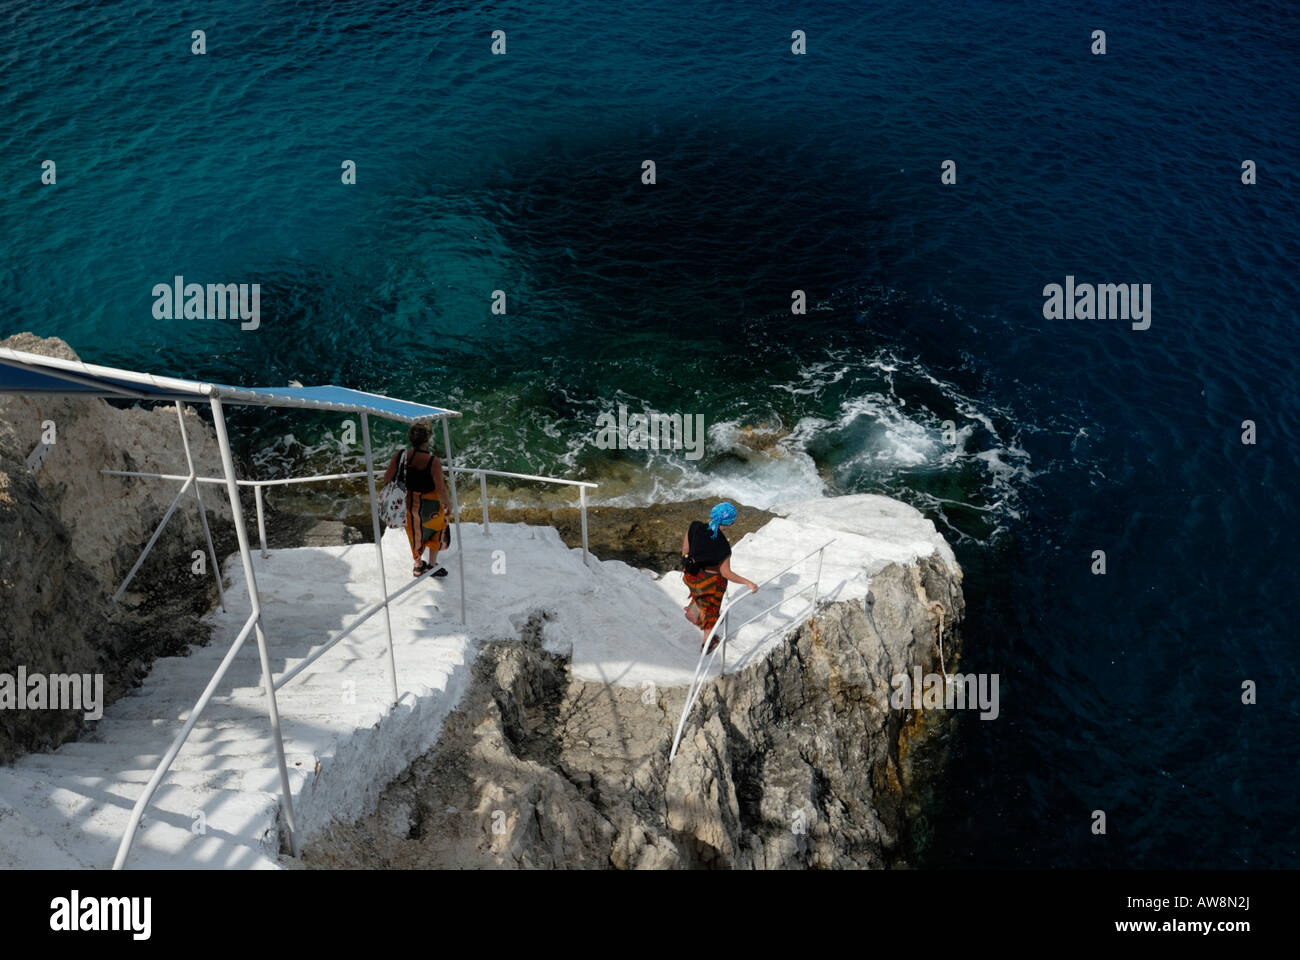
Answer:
687;520;731;568
404;449;438;494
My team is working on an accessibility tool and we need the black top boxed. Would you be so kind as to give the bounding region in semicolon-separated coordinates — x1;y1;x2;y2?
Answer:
400;448;439;495
686;520;731;568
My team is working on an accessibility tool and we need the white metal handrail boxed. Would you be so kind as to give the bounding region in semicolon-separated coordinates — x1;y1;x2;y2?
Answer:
101;465;598;489
102;463;597;566
112;612;259;869
668;539;835;763
111;396;302;869
101;442;594;868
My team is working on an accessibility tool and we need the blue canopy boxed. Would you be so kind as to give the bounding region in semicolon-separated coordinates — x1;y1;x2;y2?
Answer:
214;384;458;422
0;347;458;422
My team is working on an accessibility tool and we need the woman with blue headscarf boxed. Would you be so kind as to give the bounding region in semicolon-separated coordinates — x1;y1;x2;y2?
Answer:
681;502;758;652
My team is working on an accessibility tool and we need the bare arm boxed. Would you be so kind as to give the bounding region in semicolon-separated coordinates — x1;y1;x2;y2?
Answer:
681;531;690;556
719;557;757;592
382;450;400;486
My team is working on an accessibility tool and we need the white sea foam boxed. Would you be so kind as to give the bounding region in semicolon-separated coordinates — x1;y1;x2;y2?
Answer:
584;351;1038;545
240;349;1040;545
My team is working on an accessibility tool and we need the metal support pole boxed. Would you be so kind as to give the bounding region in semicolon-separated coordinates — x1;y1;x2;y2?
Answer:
175;402;226;613
209;396;299;858
579;486;590;567
254;485;268;559
479;471;489;534
112;475;195;602
360;413;400;707
441;417;466;625
720;609;727;674
812;545;825;608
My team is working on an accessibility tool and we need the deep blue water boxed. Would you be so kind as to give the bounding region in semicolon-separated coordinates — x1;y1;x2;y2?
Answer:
2;0;1297;867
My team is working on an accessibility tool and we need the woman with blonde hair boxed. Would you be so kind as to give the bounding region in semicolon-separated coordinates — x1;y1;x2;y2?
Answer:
383;421;452;577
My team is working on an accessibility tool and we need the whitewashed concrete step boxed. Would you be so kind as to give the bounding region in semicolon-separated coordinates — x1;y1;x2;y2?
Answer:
0;795;85;869
84;718;281;743
0;770;281;869
9;757;311;795
21;748;313;773
86;713;377;744
44;735;316;760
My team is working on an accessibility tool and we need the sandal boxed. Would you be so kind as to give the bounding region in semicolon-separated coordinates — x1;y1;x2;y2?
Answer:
414;561;432;577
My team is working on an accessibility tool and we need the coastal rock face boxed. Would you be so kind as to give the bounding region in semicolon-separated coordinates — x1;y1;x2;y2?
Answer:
0;334;234;762
0;332;967;867
304;551;963;869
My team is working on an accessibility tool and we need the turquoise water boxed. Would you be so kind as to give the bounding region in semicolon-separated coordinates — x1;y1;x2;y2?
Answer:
2;0;1297;867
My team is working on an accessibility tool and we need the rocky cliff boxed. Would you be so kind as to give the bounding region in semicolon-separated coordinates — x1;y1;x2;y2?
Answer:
1;335;967;868
303;550;963;869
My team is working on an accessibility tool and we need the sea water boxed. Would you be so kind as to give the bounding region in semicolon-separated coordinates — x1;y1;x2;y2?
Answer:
1;0;1296;867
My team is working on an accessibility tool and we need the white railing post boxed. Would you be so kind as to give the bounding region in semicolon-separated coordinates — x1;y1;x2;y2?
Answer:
441;417;466;625
360;413;400;707
209;396;299;858
579;486;590;567
479;471;489;534
175;401;226;612
254;485;268;559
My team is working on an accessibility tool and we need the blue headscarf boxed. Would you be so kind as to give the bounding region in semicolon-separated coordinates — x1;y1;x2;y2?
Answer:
708;502;737;538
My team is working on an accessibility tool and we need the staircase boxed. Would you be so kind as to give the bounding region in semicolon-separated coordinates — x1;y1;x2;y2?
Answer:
0;522;692;868
0;496;951;869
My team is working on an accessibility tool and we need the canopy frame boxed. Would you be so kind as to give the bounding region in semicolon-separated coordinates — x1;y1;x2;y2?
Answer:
0;347;463;867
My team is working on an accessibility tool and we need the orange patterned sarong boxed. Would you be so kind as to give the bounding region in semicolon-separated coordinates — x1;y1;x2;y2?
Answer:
683;569;726;632
405;490;449;561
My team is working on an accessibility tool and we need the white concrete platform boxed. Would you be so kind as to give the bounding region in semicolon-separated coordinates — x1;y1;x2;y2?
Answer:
0;495;955;869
